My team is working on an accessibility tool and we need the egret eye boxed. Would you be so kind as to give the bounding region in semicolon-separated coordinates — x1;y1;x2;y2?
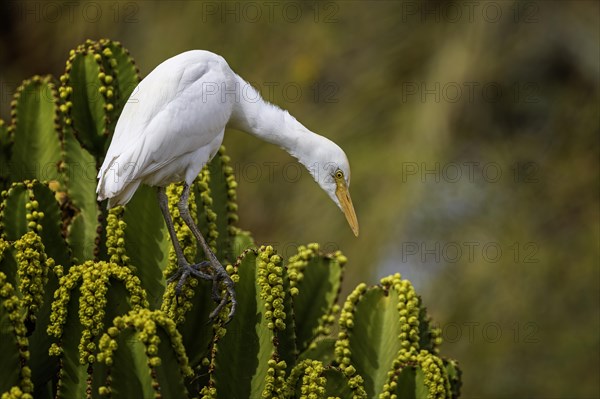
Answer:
335;170;344;180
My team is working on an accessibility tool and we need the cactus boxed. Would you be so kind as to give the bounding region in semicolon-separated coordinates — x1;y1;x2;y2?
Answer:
97;308;193;397
60;39;139;161
0;39;461;399
6;76;63;185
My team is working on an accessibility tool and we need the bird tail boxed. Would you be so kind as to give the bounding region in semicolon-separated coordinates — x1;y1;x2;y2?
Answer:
97;157;142;208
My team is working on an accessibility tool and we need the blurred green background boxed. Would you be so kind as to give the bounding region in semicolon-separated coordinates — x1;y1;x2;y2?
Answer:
1;1;598;397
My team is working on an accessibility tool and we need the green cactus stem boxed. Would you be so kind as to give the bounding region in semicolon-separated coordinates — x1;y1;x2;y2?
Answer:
47;261;148;398
334;274;458;399
380;274;422;362
0;183;66;395
60;39;139;161
7;76;63;184
97;309;192;398
61;125;101;264
287;243;345;354
208;245;287;399
334;282;369;398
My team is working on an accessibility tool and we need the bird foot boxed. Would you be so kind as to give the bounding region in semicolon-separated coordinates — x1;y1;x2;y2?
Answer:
207;261;237;322
168;261;213;292
168;260;237;322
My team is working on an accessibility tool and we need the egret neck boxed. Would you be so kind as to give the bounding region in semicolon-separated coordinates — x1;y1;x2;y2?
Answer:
228;75;321;164
227;74;359;236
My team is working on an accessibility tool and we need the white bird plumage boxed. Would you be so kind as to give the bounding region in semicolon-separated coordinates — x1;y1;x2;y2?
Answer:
97;50;358;319
98;51;231;206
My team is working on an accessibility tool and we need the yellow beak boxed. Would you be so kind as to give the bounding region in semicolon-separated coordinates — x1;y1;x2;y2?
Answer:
336;182;359;237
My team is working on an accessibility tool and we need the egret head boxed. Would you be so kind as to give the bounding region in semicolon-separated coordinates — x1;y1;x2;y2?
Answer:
305;139;359;237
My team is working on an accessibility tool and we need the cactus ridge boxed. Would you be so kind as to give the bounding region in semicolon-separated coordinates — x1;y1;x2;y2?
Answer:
287;243;346;354
59;39;139;160
0;272;32;396
7;76;63;184
196;169;218;254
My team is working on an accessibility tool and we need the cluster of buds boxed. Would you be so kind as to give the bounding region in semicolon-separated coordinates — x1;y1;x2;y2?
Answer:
286;359;327;398
0;271;32;397
214;147;240;237
416;350;451;399
105;206;129;265
287;243;321;295
334;282;369;398
14;231;51;324
0;386;33;399
262;358;287;399
257;246;286;331
381;273;421;361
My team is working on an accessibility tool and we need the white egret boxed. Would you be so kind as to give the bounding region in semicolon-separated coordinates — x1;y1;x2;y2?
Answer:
97;50;358;320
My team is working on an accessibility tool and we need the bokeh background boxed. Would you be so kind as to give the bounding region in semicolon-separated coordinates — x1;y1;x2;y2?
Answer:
1;1;598;397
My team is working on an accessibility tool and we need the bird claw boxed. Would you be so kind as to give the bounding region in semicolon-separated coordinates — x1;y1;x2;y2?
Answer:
168;261;212;293
169;259;237;323
208;263;237;323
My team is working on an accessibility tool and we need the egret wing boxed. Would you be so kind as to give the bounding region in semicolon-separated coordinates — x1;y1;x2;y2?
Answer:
97;51;234;201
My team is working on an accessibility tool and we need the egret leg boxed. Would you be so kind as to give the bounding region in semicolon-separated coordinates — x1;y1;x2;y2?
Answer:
177;183;237;321
157;187;213;291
